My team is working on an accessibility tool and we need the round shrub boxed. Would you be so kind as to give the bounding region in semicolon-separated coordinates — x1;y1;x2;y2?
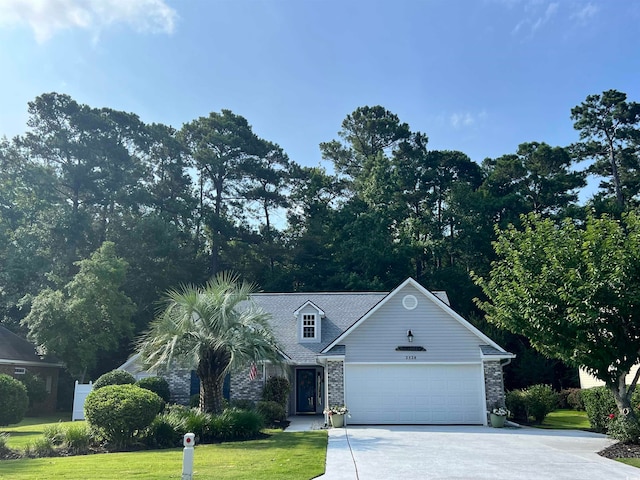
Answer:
136;376;171;403
0;374;29;426
257;400;287;426
524;384;557;424
262;376;290;407
566;388;585;411
84;384;163;449
93;370;135;390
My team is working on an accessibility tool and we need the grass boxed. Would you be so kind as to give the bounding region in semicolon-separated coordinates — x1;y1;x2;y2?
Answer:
536;409;591;430
618;458;640;468
1;415;76;449
0;430;327;480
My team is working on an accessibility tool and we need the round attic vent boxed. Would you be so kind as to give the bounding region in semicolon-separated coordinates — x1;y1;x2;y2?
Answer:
402;294;418;310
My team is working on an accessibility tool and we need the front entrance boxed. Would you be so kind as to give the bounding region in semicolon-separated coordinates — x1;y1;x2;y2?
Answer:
296;368;317;413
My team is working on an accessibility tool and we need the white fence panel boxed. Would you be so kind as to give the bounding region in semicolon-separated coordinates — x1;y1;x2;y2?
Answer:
72;381;93;421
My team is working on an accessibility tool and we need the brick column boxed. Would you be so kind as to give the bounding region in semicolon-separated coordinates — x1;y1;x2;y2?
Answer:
327;360;344;407
483;360;506;410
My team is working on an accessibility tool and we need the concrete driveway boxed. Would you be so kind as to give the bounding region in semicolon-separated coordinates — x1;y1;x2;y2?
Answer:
317;425;640;480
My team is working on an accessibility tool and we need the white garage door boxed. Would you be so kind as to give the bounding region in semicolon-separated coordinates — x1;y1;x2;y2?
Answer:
345;364;484;424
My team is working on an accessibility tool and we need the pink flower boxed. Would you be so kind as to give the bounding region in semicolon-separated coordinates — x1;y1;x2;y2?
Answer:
608;413;615;419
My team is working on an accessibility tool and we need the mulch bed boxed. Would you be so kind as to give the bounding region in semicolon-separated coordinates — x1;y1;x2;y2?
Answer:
599;442;640;459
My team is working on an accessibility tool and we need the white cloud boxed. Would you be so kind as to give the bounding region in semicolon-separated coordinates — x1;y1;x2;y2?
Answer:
571;2;599;24
508;0;559;36
450;111;487;129
0;0;178;43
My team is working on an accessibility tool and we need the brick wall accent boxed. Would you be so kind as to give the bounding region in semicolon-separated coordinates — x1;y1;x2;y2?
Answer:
230;366;264;403
327;360;344;407
164;367;192;405
484;360;505;411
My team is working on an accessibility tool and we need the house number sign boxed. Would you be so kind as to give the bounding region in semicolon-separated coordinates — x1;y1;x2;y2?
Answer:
395;346;425;360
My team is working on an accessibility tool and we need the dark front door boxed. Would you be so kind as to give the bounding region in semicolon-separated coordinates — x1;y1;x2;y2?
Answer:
296;368;316;413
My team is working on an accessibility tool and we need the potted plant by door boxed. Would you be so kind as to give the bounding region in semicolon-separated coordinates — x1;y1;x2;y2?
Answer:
324;405;349;428
489;407;510;428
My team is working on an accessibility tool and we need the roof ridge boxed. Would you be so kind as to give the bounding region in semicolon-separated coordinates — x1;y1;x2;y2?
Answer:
252;291;387;296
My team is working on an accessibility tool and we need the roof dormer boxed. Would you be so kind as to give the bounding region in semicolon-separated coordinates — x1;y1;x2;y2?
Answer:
294;301;325;343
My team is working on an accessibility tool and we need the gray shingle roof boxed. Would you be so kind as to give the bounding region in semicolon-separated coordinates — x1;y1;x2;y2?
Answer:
480;344;509;356
0;325;62;366
251;292;387;364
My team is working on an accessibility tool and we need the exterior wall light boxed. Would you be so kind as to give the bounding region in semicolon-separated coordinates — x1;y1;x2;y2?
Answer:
407;330;414;342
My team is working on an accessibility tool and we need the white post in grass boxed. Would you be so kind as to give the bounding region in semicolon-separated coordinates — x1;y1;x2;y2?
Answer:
182;433;195;480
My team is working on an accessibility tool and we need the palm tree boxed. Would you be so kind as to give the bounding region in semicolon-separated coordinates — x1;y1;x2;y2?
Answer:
137;272;281;413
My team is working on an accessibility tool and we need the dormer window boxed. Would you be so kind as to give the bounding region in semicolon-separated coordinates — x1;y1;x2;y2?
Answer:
303;314;317;339
294;300;325;343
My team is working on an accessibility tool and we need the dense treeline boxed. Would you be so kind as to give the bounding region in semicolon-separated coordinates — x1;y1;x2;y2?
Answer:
1;90;639;385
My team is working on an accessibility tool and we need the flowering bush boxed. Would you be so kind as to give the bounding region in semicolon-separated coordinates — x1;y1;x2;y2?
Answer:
607;414;640;444
490;407;510;416
324;405;348;415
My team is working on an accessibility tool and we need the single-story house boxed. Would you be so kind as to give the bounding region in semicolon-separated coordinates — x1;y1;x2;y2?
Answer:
0;325;64;413
121;278;514;425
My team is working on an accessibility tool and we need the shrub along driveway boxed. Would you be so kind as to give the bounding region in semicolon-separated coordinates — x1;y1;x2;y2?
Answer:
319;425;640;480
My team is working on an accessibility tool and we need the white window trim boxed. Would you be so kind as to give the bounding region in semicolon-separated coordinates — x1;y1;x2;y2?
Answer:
301;313;318;341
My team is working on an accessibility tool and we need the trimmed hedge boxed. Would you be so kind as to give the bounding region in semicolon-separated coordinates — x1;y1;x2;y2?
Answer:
84;384;163;448
582;386;640;442
93;370;135;390
582;386;617;433
136;376;171;403
0;374;29;426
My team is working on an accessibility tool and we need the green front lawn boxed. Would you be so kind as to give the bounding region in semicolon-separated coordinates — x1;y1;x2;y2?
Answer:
0;430;327;480
1;415;75;449
537;409;591;430
618;458;640;468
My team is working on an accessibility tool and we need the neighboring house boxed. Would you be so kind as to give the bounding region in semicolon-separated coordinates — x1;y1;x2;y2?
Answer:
579;366;640;389
0;325;64;413
121;278;514;425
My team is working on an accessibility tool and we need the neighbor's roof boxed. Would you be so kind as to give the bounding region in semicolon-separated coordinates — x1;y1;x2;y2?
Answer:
0;325;63;367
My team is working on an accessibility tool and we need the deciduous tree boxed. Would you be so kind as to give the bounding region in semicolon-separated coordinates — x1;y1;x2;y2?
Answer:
474;213;640;434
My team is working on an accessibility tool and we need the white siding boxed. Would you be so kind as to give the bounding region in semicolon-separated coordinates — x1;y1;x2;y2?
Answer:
342;284;483;363
579;365;640;389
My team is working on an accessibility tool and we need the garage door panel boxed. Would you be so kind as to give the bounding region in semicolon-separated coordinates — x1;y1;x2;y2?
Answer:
345;364;484;425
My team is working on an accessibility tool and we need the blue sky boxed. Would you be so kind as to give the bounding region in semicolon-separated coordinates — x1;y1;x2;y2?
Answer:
0;0;639;182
